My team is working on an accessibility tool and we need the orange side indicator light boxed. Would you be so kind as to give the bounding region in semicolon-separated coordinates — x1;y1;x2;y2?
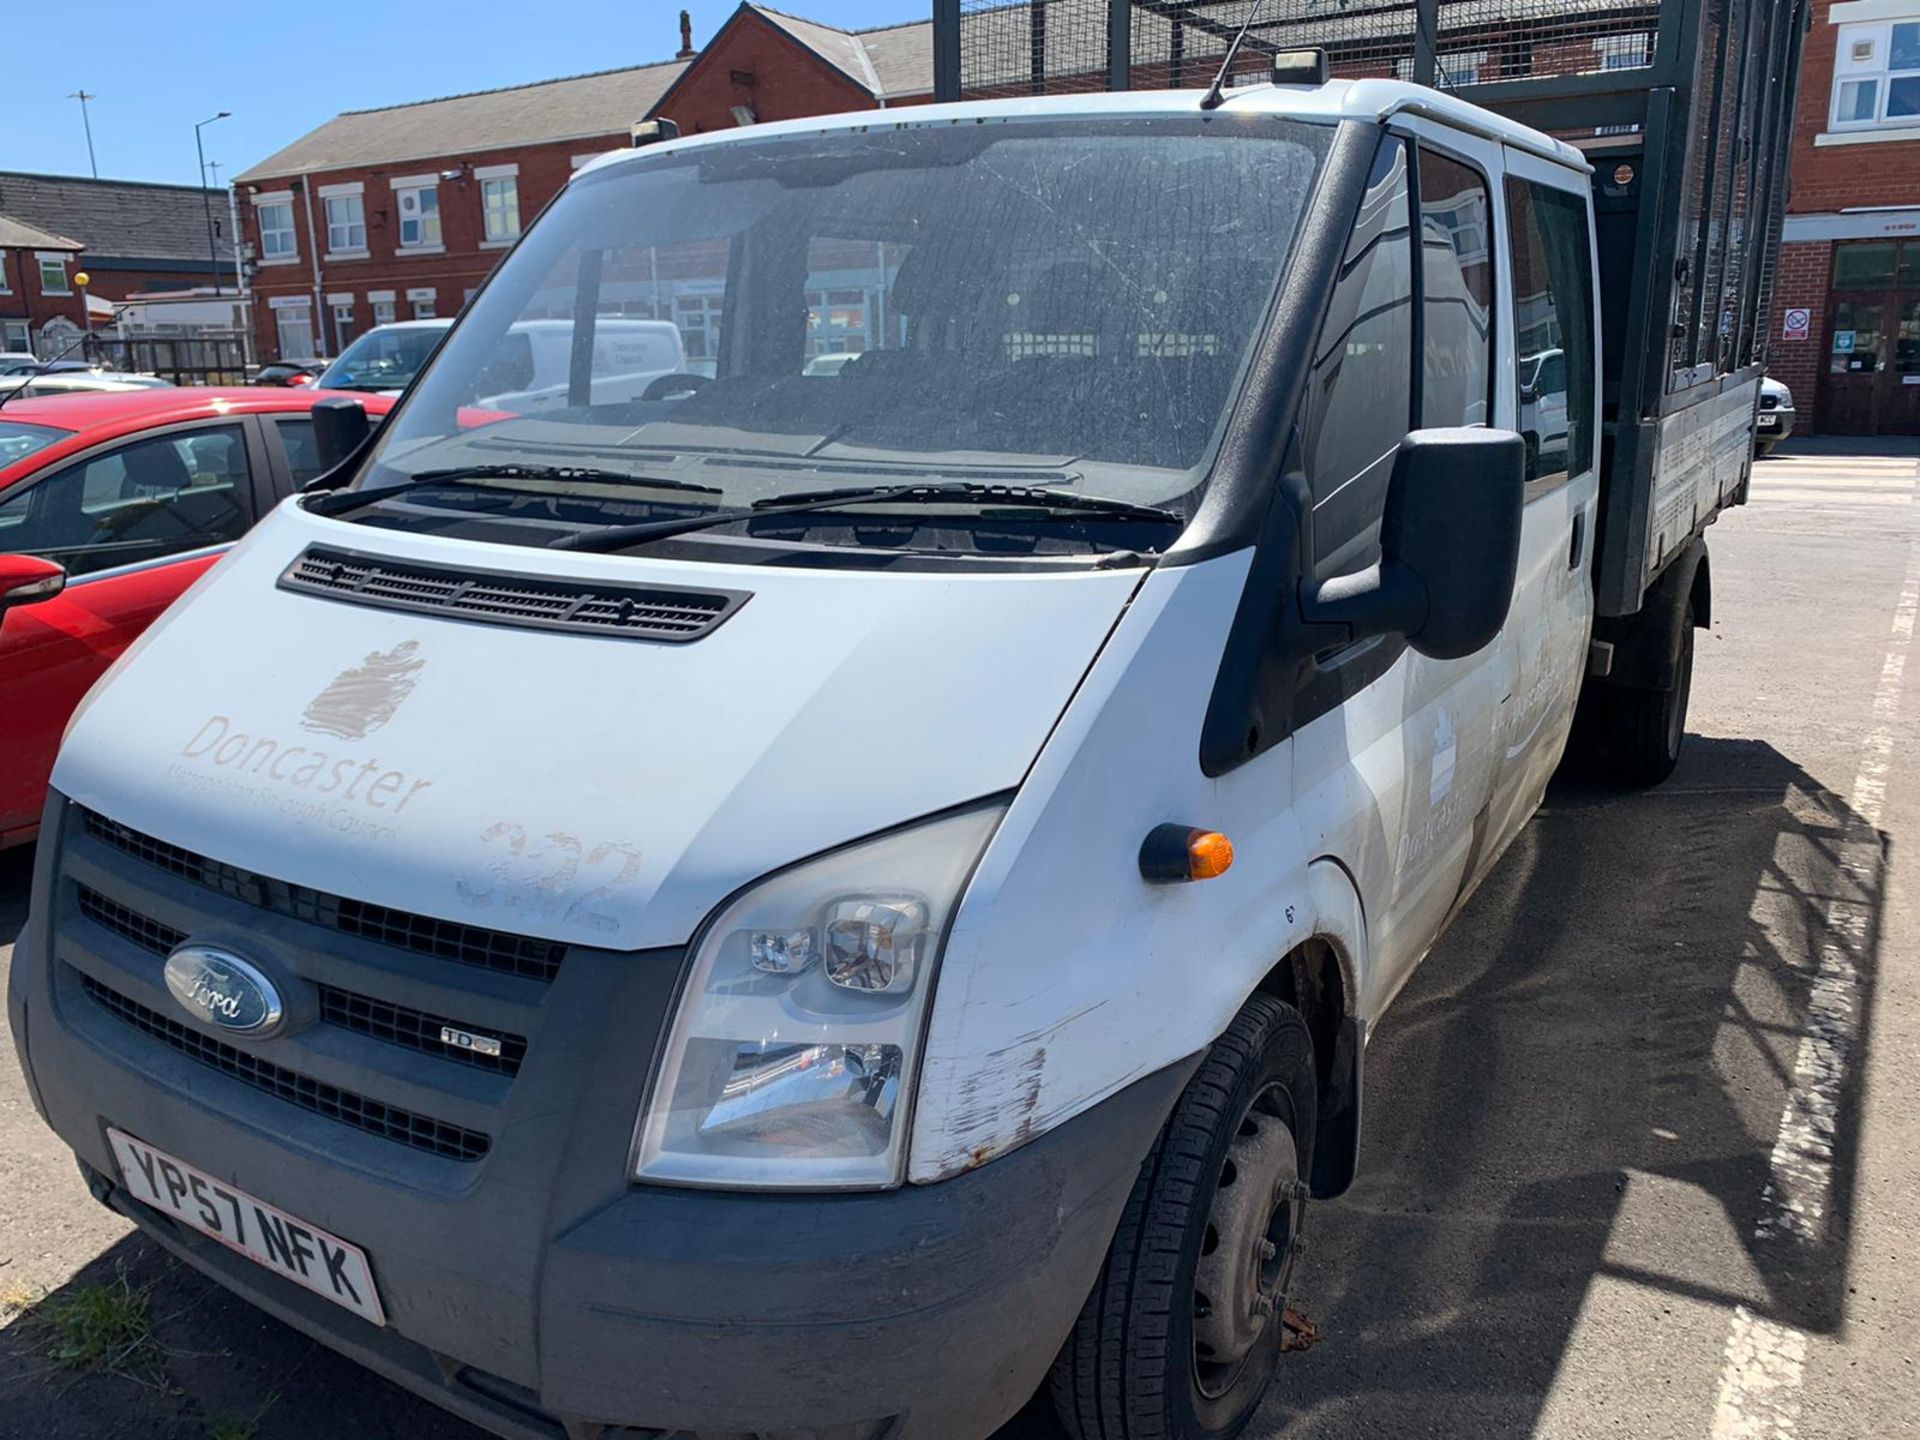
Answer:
1140;824;1236;884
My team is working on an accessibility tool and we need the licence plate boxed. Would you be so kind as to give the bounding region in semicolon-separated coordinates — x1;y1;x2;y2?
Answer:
108;1129;385;1325
1759;415;1781;431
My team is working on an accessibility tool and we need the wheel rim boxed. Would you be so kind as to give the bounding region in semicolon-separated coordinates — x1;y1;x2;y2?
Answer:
1191;1082;1306;1401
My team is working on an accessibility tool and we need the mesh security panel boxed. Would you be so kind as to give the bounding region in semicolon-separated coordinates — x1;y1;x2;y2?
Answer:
955;1;1664;99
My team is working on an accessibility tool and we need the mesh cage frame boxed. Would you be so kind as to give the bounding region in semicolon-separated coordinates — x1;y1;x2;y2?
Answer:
952;1;1669;100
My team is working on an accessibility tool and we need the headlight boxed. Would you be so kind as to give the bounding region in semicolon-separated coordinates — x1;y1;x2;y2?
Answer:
633;804;1004;1190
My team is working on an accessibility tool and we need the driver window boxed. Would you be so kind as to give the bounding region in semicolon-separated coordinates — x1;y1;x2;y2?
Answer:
1302;136;1414;580
0;425;252;579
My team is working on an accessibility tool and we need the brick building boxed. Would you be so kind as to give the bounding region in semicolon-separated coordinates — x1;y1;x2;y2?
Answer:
0;173;237;306
0;215;85;356
1769;0;1920;436
232;4;934;365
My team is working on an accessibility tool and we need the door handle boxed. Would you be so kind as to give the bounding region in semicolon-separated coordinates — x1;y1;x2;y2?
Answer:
1569;511;1585;571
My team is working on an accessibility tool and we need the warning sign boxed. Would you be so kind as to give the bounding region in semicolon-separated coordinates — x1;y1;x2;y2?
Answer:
1783;307;1812;341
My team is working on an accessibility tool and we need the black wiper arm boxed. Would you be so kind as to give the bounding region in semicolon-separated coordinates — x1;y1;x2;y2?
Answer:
549;482;1181;554
305;464;722;519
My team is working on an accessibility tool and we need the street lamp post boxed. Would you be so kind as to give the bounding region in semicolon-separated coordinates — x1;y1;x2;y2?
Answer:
194;111;230;297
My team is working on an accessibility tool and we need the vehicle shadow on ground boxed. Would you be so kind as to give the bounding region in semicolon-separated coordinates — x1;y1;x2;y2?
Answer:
2;733;1888;1440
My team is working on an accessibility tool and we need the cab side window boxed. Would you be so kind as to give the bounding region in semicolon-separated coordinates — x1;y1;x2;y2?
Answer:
1303;136;1414;579
0;424;252;579
1418;148;1495;429
1507;178;1597;483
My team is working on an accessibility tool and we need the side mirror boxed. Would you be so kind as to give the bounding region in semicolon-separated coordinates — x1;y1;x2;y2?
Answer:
0;553;67;617
1301;428;1524;661
310;395;372;476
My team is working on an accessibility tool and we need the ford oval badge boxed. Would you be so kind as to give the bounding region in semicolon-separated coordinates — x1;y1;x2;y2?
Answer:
163;946;284;1036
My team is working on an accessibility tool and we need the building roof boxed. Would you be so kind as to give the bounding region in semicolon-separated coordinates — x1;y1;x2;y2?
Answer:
0;173;231;266
231;5;938;186
751;7;932;97
234;59;690;183
0;213;82;251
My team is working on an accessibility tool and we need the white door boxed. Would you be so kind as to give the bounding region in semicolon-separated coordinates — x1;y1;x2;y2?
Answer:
1283;130;1511;1017
275;305;313;361
1484;148;1603;842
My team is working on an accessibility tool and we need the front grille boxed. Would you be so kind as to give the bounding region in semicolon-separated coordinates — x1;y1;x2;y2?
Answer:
279;545;749;643
75;878;528;1080
80;974;490;1161
318;986;526;1077
81;808;565;982
78;886;185;957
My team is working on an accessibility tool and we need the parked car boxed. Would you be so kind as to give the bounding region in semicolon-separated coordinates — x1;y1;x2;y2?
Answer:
252;360;324;388
319;318;689;407
1756;376;1795;456
314;319;453;395
0;352;43;376
0;386;393;848
0;372;174;400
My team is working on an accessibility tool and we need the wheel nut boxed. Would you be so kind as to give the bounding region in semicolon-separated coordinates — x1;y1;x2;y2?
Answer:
1259;1240;1278;1260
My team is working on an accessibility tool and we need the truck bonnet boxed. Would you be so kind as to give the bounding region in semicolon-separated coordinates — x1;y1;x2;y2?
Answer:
51;502;1144;951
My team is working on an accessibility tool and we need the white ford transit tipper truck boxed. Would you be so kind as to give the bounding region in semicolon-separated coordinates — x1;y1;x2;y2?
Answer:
7;7;1804;1436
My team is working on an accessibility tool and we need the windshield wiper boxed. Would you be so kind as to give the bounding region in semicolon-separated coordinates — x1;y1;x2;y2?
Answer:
305;463;723;518
549;481;1182;553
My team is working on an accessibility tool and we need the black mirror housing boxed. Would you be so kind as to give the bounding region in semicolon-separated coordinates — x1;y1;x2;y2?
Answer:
309;396;372;478
1301;427;1525;661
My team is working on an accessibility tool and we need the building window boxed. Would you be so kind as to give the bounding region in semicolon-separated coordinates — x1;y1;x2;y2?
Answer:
372;297;396;326
1831;19;1920;129
0;254;9;295
325;194;367;254
3;319;28;352
407;288;437;319
482;176;520;243
257;201;297;260
396;184;441;249
38;255;71;295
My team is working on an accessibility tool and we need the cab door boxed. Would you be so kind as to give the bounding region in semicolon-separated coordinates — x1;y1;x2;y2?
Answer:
1485;150;1604;841
0;418;266;842
1285;129;1511;1015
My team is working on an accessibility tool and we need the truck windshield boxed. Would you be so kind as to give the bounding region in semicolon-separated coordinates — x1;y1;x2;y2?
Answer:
349;116;1328;557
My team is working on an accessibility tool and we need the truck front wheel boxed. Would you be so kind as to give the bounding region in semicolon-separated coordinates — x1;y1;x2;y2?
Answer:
1051;994;1318;1440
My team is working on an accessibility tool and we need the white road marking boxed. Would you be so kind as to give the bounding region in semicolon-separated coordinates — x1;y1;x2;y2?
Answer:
1708;468;1920;1440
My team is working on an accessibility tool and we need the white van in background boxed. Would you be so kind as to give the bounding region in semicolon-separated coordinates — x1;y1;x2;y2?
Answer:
316;317;687;411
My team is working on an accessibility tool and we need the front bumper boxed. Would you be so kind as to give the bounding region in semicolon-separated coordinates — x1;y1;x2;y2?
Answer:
9;795;1192;1439
1755;405;1796;446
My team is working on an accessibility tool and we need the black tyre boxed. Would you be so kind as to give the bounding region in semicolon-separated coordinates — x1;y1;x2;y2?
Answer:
1051;994;1318;1440
1596;601;1696;786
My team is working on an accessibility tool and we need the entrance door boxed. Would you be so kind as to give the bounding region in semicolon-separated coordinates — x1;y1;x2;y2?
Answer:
1820;240;1920;436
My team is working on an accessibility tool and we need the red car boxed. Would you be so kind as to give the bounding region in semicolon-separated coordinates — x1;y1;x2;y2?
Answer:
0;388;393;848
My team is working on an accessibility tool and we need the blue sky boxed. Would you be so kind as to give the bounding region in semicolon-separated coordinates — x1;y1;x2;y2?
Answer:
0;1;926;188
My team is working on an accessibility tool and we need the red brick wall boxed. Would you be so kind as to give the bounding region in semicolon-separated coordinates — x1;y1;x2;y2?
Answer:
652;9;875;135
1766;240;1833;433
243;134;624;360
